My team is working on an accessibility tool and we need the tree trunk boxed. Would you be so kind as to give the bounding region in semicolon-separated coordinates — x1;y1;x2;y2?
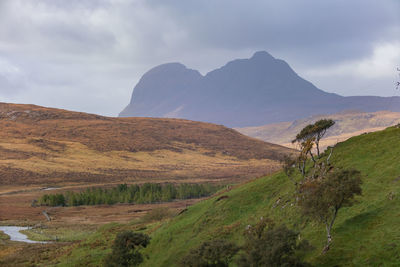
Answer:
323;209;338;254
323;223;332;254
309;151;316;166
326;147;333;165
316;140;320;158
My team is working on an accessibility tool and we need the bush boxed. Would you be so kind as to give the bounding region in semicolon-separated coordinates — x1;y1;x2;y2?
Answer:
103;231;150;267
180;239;239;267
238;218;312;267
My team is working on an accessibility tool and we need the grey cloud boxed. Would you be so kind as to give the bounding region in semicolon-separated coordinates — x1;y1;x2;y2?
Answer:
0;73;26;95
148;0;399;65
0;0;398;116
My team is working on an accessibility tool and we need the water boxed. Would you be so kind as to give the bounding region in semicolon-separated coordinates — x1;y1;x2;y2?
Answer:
0;226;48;244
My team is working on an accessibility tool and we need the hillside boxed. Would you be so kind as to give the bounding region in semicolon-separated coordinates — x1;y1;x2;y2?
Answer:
237;110;400;150
120;51;400;127
48;126;400;266
0;103;293;186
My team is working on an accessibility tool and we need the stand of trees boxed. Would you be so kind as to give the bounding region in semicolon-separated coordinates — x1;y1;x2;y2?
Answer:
38;183;221;207
287;119;363;253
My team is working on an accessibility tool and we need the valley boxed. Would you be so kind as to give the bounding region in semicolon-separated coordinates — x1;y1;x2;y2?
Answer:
2;120;399;266
0;103;294;265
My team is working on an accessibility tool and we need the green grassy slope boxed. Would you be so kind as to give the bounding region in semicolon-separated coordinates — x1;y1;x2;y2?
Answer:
55;127;400;266
141;126;400;266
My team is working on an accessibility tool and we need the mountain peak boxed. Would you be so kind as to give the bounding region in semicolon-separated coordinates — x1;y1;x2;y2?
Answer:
120;52;400;127
145;62;192;75
250;51;275;61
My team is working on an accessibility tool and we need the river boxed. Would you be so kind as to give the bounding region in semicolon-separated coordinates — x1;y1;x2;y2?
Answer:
0;226;47;244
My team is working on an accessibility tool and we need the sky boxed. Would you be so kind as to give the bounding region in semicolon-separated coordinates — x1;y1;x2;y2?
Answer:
0;0;399;117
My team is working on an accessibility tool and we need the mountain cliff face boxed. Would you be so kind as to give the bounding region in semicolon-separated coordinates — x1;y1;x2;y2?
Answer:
119;63;202;118
120;51;400;127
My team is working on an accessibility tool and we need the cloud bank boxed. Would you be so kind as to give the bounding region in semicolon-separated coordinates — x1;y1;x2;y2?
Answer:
0;0;399;116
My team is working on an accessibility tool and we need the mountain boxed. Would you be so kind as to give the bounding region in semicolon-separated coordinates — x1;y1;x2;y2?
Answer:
0;102;293;186
237;110;400;150
120;51;400;127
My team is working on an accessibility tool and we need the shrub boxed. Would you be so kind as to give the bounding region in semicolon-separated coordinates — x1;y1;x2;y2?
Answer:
238;218;312;267
103;231;150;267
180;239;239;267
297;168;362;252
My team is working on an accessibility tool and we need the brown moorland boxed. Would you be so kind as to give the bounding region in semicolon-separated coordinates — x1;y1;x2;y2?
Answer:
0;102;294;187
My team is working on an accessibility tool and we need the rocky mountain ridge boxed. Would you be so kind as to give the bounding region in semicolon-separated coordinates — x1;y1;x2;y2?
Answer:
120;51;400;127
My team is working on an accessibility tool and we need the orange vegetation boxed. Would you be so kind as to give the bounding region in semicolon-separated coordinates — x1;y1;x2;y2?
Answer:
0;102;294;186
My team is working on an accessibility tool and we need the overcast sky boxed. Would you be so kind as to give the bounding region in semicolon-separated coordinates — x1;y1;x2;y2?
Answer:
0;0;399;116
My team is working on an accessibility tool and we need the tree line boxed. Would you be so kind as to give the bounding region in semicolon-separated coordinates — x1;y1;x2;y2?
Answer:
38;183;221;207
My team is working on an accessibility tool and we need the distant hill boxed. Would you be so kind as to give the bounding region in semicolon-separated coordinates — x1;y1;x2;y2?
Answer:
120;51;400;127
237;110;400;150
0;103;293;185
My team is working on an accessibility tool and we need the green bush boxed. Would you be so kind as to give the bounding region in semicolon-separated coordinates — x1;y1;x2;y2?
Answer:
103;231;150;267
180;239;239;267
238;218;313;267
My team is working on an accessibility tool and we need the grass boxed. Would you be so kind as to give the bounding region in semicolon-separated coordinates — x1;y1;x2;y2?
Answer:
139;126;400;266
53;221;163;267
20;224;97;242
0;231;9;241
3;124;400;266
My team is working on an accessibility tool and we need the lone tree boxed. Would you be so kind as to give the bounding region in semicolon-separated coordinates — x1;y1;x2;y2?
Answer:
292;119;335;175
180;239;239;267
104;231;150;267
297;168;362;253
313;119;335;157
238;217;312;266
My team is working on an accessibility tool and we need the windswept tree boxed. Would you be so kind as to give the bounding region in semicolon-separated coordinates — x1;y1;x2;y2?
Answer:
297;168;362;253
292;125;317;176
292;119;335;176
313;119;335;157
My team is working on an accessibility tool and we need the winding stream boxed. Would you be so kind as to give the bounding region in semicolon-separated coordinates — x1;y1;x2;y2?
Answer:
0;226;47;244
